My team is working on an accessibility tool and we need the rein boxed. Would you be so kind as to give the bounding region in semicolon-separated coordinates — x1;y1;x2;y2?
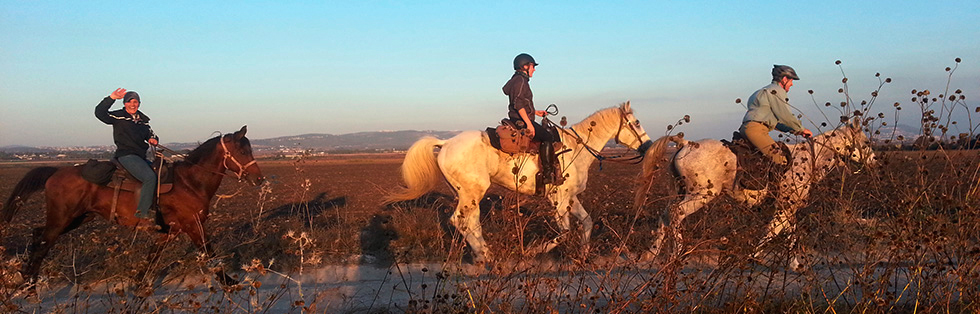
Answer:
560;107;652;169
155;136;257;180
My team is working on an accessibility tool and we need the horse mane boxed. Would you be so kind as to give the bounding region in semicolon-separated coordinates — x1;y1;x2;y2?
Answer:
569;105;622;132
184;135;223;164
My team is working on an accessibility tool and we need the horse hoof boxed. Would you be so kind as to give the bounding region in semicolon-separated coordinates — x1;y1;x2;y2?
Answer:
217;273;239;286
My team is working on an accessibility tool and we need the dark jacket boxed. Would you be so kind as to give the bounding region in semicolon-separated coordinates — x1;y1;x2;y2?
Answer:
503;71;535;123
95;96;157;159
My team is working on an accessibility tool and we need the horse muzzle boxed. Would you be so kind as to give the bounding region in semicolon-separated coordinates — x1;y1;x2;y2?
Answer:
637;140;654;156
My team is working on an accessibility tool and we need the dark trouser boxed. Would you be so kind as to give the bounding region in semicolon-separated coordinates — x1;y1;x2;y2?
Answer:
512;118;561;185
510;119;555;142
118;154;157;217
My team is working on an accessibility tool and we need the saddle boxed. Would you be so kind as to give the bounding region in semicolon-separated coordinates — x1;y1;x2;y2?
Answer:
722;132;790;190
80;158;174;193
486;119;566;193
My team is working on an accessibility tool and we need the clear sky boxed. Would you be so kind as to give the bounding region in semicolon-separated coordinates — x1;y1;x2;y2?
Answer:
2;1;979;146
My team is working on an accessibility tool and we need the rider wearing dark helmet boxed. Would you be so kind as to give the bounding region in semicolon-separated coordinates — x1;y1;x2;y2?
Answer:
502;53;561;184
739;65;813;165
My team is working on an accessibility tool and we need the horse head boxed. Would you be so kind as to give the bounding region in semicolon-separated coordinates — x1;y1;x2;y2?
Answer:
819;117;878;170
221;125;265;185
615;101;655;154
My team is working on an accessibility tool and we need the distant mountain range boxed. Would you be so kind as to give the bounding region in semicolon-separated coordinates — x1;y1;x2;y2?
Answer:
1;130;463;155
0;124;946;156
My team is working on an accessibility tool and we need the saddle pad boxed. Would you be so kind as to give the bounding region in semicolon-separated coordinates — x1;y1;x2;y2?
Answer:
80;159;174;193
723;132;789;190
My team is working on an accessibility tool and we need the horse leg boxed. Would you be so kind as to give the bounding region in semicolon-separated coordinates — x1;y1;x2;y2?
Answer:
527;192;587;257
731;187;767;206
449;186;491;263
752;203;799;260
567;195;593;257
175;215;238;286
645;193;714;261
22;213;86;284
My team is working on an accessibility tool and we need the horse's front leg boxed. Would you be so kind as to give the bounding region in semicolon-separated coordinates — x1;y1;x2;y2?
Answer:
752;202;800;261
175;212;238;286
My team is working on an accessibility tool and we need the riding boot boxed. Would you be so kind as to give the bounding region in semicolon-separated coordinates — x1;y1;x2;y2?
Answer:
539;141;556;186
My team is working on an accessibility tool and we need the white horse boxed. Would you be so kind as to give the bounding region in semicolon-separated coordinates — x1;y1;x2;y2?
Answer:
385;102;673;262
640;118;877;268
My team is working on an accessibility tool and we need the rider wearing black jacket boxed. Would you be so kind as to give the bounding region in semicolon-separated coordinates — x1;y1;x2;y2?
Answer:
95;88;159;223
503;53;561;185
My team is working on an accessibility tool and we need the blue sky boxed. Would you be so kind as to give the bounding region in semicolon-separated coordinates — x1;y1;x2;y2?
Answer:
2;1;979;146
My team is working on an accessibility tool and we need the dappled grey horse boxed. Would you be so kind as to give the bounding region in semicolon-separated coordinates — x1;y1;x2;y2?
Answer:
639;118;877;268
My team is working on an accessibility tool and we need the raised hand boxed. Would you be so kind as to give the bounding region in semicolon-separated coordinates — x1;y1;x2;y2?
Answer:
110;88;127;100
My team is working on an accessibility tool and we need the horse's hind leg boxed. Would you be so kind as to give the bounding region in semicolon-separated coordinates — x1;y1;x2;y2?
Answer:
448;184;491;263
22;210;86;282
645;193;715;261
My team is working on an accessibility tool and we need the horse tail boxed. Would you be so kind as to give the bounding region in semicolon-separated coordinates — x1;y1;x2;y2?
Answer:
633;135;678;211
383;136;445;205
2;166;58;223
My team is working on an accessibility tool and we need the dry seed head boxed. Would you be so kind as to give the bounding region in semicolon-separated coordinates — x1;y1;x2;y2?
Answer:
955;57;961;63
808;89;814;94
835;60;842;65
875;72;880;77
838;88;844;93
893;102;900;107
955;89;962;94
885;78;892;83
825;102;832;107
735;98;742;103
946;67;952;72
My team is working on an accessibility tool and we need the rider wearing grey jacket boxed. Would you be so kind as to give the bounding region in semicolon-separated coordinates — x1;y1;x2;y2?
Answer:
739;65;812;165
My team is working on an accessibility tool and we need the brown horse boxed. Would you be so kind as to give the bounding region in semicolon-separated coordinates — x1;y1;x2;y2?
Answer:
2;125;263;286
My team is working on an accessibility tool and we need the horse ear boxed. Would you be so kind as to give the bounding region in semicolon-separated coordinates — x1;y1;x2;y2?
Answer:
624;100;631;111
235;125;247;140
850;117;861;130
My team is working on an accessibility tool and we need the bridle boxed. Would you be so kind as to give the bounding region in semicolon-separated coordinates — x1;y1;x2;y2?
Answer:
219;136;257;180
564;106;653;167
614;108;651;154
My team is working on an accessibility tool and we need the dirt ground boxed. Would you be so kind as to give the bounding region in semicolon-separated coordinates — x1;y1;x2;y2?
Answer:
2;149;979;312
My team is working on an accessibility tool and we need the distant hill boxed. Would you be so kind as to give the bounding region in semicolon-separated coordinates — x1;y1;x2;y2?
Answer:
0;145;56;153
248;130;462;152
116;130;464;154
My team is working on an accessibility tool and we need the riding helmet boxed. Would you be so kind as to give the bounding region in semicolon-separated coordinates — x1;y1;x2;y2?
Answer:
772;65;800;80
513;53;539;70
